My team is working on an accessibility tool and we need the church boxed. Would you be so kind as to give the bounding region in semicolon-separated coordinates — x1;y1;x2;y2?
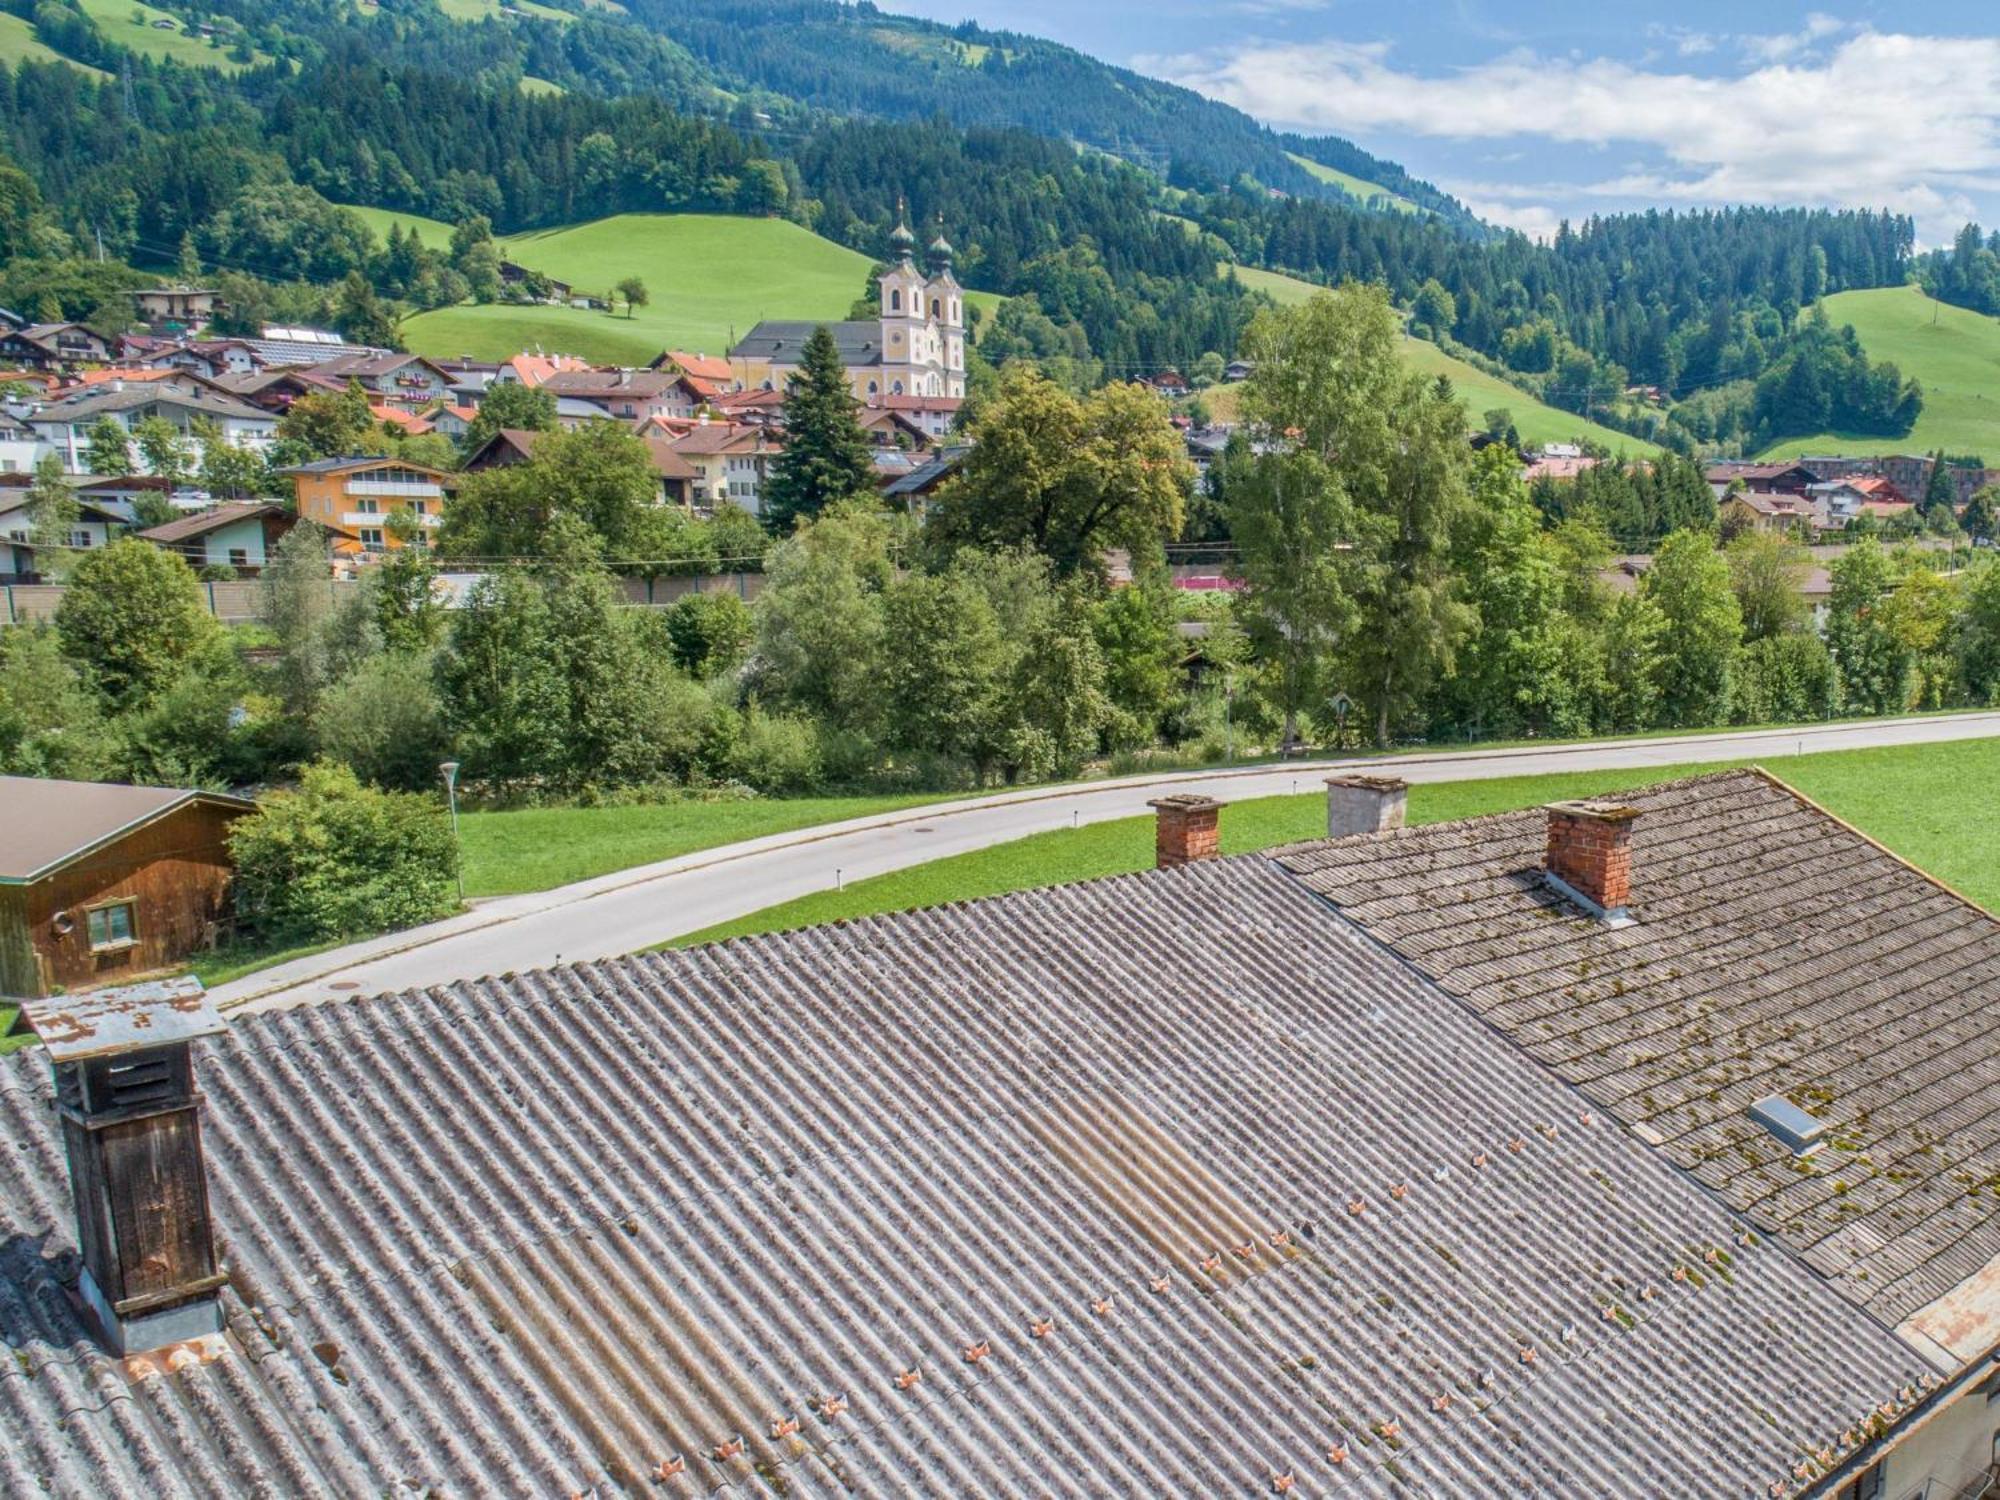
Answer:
727;215;966;402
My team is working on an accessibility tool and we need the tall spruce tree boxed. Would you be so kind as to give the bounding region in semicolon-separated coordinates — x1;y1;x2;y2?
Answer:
763;325;876;532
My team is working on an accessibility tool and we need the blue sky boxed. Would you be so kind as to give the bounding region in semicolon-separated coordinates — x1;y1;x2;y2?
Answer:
876;2;2000;244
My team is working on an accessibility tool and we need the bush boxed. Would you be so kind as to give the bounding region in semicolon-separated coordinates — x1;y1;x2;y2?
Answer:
1731;634;1840;724
230;762;460;945
727;704;822;792
664;591;754;678
315;653;451;791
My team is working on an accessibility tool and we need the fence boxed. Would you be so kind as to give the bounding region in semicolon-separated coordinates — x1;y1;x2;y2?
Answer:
0;572;766;627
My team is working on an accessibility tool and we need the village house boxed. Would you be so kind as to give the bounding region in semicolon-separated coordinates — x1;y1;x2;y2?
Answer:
1705;459;1821;498
306;351;456;408
0;775;253;996
668;420;783;512
0;490;124;582
29;384;277;474
128;286;220;331
283;455;454;553
731;217;966;400
462;427;698;508
0;768;1992;1496
539;368;703;423
0;322;113;371
137;501;310;576
866;391;962;439
1719;487;1818;536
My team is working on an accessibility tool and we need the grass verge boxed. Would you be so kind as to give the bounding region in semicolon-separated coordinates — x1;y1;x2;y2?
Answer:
668;738;2000;946
457;790;953;897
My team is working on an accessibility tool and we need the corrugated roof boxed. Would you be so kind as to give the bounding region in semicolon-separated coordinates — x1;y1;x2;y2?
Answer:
0;857;1928;1496
0;776;253;883
1272;768;2000;1333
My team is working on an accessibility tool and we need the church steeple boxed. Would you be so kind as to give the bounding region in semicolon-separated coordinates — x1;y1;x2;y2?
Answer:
889;201;916;266
926;215;954;276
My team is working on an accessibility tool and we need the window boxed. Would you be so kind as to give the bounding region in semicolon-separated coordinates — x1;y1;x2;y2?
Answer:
1838;1463;1885;1500
411;500;428;517
356;498;379;515
890;289;901;311
227;548;248;568
359;528;384;550
68;530;92;548
930;298;940;319
85;901;136;952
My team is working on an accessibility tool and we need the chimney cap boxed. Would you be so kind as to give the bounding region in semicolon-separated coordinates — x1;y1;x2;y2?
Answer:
1148;793;1222;814
1326;774;1406;793
1545;799;1641;824
23;976;223;1062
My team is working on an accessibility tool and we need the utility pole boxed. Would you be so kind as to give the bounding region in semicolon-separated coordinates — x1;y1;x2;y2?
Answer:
439;761;465;902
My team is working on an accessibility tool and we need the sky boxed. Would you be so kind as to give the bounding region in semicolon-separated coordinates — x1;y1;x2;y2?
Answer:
873;1;2000;244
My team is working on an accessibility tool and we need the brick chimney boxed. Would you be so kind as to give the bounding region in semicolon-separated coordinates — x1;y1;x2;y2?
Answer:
24;978;229;1355
1544;800;1641;924
1148;793;1223;869
1325;775;1407;838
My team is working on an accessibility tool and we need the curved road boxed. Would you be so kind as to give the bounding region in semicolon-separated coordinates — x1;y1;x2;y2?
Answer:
215;712;2000;1014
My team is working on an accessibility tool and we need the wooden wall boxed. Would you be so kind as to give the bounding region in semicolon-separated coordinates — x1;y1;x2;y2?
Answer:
9;802;244;997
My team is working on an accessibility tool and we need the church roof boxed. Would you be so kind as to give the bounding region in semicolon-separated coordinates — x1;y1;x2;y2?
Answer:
729;320;882;367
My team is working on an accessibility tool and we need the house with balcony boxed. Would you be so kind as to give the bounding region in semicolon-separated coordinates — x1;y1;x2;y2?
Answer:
282;456;453;554
302;352;456;409
666;421;782;513
0;487;124;582
28;384;277;475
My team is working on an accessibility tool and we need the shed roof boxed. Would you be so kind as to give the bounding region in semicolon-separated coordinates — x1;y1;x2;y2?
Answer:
137;501;290;545
1272;768;2000;1349
0;849;1932;1496
0;776;253;884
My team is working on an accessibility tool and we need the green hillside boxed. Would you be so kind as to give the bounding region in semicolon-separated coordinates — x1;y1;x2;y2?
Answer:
392;212;1000;364
1760;286;2000;461
0;11;107;75
1218;263;1650;452
74;0;270;71
1284;151;1419;215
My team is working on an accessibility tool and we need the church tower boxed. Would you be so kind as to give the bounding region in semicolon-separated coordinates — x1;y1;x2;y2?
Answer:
877;207;927;398
924;221;966;399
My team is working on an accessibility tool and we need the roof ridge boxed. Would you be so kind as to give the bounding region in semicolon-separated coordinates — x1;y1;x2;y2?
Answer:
1746;764;1993;919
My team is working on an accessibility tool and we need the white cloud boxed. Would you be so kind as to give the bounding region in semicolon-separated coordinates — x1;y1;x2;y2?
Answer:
1146;27;2000;242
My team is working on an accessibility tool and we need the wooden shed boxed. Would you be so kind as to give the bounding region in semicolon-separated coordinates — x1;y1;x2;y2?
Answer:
0;777;254;998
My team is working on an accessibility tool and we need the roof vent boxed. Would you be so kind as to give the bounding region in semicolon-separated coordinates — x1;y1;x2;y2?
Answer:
1749;1094;1826;1155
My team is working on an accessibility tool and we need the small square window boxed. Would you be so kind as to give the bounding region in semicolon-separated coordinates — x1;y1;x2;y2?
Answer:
85;902;136;952
227;548;248;567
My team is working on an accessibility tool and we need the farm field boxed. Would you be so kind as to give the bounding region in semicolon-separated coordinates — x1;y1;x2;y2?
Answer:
1761;286;2000;461
670;736;2000;946
1213;261;1649;450
371;211;1001;364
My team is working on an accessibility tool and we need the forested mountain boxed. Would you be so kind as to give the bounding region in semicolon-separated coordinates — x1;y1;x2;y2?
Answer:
0;0;1934;453
622;0;1477;225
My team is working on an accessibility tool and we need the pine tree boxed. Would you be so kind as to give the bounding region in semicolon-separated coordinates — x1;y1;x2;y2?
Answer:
761;324;877;532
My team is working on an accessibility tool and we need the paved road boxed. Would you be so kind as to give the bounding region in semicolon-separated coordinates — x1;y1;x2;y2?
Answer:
214;712;2000;1014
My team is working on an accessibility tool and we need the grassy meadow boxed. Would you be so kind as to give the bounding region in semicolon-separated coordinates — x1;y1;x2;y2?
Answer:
1762;286;2000;461
365;210;1000;363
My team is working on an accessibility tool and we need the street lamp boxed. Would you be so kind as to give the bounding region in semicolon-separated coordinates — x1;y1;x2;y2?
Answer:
439;760;464;902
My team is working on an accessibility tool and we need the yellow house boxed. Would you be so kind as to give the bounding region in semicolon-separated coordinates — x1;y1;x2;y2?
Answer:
283;456;454;554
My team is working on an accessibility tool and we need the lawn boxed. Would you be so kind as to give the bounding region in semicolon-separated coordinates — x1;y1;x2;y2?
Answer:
73;0;268;71
1761;286;2000;462
435;0;574;22
669;737;2000;946
1284;151;1419;215
391;212;1004;364
455;790;955;897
